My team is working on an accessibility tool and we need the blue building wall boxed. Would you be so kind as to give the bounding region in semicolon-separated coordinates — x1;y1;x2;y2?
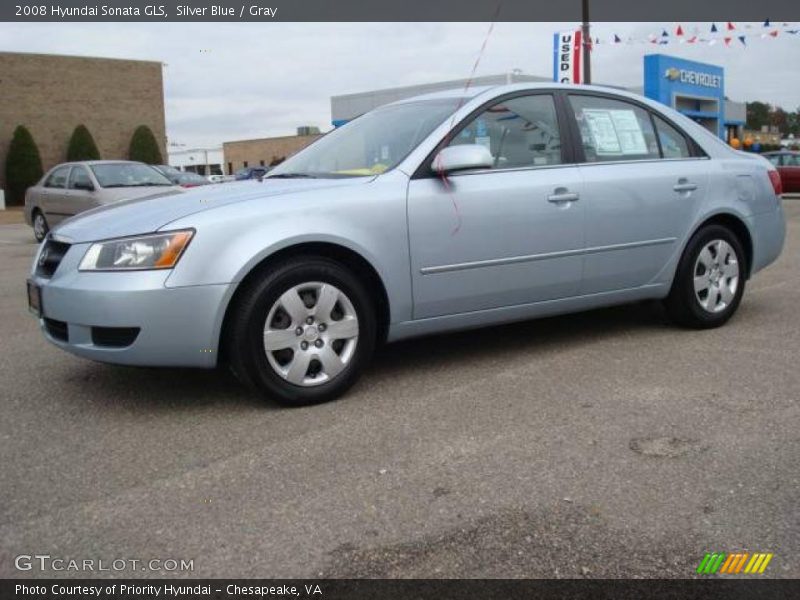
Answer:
643;54;726;138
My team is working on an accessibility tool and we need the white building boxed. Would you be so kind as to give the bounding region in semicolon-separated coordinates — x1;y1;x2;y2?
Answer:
167;146;224;176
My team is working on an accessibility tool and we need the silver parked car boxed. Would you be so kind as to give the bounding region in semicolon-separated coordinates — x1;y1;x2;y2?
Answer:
24;160;184;241
27;84;786;406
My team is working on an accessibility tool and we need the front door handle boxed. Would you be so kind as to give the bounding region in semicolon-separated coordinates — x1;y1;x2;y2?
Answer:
547;189;580;204
673;179;698;193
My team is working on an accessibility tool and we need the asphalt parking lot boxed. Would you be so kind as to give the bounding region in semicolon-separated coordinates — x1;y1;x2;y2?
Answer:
0;203;798;579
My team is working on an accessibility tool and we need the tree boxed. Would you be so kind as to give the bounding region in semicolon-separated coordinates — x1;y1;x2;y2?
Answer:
66;124;101;161
128;125;163;164
4;125;44;207
769;107;789;135
746;101;771;131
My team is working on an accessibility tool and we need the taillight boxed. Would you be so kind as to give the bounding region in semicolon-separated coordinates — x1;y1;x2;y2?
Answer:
768;170;783;196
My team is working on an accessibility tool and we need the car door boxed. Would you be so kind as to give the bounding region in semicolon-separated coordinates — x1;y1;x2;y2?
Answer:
65;165;101;215
38;165;72;225
566;93;709;294
407;92;585;319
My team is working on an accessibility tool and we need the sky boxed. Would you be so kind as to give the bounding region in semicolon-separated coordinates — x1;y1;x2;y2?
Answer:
1;22;798;148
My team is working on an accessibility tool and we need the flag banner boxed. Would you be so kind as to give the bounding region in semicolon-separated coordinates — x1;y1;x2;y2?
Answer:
553;30;583;84
590;21;800;48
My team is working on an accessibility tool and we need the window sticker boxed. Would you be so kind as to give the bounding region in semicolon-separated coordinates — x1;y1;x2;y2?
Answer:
583;108;648;156
583;109;621;154
609;110;648;155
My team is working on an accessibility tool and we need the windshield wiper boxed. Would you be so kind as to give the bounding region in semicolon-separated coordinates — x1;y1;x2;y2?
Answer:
267;173;317;179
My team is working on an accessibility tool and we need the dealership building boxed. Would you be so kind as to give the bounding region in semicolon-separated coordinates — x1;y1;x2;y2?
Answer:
0;52;167;202
329;55;746;141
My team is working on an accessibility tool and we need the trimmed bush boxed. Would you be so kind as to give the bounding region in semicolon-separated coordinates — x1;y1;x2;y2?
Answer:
4;125;44;206
66;124;101;161
128;125;163;164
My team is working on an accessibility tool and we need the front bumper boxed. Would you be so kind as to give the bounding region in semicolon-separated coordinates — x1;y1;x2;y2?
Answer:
30;241;232;368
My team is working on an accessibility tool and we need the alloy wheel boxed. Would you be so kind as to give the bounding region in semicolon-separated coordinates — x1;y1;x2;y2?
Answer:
693;239;739;314
33;213;46;240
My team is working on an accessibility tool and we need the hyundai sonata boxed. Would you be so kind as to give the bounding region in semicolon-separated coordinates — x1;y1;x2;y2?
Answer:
27;84;786;405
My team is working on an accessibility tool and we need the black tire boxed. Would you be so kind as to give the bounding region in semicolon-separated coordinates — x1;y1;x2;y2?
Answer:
224;256;377;406
664;224;746;329
32;210;49;242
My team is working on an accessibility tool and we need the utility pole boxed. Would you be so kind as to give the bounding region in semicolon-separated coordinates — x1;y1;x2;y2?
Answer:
581;0;591;84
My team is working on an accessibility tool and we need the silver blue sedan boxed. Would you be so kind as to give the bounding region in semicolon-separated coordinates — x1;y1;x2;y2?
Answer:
27;84;786;405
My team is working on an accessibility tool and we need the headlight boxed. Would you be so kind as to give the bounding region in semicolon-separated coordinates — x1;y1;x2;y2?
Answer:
79;230;194;271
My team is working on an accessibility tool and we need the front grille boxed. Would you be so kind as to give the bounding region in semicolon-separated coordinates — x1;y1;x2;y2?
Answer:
43;318;68;342
91;326;140;348
35;239;71;278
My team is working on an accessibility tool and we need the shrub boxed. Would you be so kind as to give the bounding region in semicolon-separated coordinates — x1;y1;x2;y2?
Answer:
66;124;101;161
4;125;44;206
128;125;163;164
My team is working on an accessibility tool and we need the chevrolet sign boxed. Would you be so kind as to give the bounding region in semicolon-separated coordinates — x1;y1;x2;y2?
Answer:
664;67;721;89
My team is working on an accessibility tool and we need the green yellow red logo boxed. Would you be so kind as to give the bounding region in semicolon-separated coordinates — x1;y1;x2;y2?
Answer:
696;552;774;575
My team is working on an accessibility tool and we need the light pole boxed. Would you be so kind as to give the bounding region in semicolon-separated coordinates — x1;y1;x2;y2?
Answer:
581;0;591;84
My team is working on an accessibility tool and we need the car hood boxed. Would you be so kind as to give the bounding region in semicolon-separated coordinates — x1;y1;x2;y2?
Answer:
52;178;373;243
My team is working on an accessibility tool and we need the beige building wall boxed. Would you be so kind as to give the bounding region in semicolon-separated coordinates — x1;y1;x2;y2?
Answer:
0;52;166;198
223;134;322;174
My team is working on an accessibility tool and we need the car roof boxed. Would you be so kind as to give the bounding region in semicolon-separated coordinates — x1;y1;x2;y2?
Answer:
54;160;146;168
391;82;651;104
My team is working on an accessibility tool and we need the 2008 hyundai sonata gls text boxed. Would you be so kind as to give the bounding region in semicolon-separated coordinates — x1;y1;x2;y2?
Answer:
27;84;786;406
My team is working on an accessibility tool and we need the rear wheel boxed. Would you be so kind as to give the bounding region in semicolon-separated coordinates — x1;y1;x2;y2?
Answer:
664;224;746;329
32;210;49;242
225;256;377;406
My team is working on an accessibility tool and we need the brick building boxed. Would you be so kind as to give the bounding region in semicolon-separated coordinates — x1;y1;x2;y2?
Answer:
223;130;322;174
0;52;166;201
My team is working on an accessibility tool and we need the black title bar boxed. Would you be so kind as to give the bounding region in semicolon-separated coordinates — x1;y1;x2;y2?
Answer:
3;579;800;600
2;0;800;22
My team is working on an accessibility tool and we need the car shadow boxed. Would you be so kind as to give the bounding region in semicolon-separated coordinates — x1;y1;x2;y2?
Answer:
62;300;670;411
372;300;670;374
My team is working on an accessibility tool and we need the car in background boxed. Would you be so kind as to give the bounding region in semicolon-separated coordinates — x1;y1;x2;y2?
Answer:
152;165;212;188
208;174;234;184
24;161;183;242
762;151;800;193
26;84;785;406
234;166;270;180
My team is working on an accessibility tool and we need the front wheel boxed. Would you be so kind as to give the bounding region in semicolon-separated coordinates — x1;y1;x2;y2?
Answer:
32;210;49;242
225;257;377;406
664;224;746;329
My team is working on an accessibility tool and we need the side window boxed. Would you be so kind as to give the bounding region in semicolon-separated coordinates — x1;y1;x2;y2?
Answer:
448;94;562;169
653;115;691;159
45;166;70;188
68;167;93;190
766;155;782;167
785;154;800;167
569;95;660;162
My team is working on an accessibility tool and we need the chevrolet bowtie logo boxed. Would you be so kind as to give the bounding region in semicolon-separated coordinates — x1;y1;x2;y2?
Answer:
665;67;681;81
696;552;774;575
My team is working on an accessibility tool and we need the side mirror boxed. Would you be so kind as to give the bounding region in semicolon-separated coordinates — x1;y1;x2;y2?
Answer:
431;144;493;175
74;181;95;192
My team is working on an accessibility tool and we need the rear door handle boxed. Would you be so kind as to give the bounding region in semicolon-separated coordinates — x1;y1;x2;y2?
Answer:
673;179;698;193
547;190;580;204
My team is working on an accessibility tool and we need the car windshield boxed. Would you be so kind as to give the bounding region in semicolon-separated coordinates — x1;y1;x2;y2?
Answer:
268;98;464;178
90;163;173;188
